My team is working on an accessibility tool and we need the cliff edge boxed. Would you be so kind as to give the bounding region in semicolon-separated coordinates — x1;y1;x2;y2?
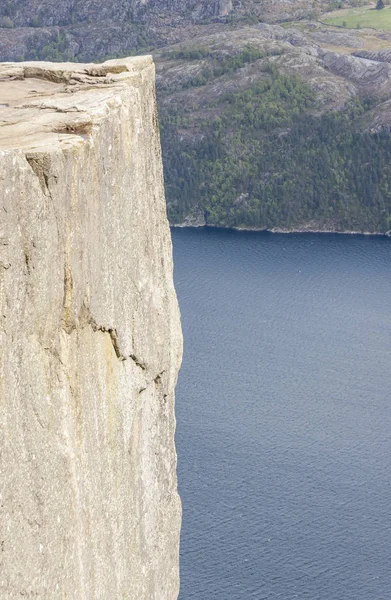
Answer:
0;57;182;599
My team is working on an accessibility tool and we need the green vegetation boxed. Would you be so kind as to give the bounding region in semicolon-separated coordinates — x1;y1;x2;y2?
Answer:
323;4;391;29
161;70;391;232
166;47;211;60
0;17;14;28
167;45;277;89
26;31;76;62
30;16;41;27
0;2;16;17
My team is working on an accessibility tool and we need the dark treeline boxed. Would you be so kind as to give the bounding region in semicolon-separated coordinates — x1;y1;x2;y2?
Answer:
161;70;391;232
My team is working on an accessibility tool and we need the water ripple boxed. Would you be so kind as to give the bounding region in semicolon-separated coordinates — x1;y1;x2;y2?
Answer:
173;229;391;600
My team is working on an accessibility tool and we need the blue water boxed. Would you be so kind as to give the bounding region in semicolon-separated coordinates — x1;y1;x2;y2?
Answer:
172;228;391;600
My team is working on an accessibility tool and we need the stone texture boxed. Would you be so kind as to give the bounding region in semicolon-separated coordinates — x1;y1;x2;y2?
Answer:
322;51;391;95
353;48;391;63
0;57;182;599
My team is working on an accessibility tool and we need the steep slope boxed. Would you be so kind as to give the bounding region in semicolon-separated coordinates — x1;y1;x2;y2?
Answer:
0;57;182;599
155;24;391;231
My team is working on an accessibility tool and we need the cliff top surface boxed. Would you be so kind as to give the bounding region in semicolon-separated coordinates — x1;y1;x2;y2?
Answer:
0;56;152;151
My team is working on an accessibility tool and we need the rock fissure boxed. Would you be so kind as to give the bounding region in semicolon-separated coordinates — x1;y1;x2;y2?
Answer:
90;323;125;360
61;262;74;334
129;353;147;370
25;155;52;198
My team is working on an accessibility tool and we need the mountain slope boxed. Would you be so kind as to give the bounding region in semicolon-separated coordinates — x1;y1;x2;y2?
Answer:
155;22;391;232
1;1;391;232
0;0;354;62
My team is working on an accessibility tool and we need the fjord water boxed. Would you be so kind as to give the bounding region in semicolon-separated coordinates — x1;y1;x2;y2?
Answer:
172;228;391;600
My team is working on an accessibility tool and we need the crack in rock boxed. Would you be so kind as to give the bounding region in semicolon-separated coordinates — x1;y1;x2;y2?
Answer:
25;154;52;198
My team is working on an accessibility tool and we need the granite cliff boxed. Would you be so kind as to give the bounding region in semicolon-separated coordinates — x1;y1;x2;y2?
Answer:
0;57;182;599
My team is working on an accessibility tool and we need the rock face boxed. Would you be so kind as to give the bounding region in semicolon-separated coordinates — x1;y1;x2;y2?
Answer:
322;51;391;95
0;57;182;599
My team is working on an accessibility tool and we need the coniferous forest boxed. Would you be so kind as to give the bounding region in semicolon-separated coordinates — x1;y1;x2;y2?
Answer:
161;68;391;233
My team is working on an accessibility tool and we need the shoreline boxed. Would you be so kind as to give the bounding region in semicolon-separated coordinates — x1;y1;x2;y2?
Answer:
171;223;391;238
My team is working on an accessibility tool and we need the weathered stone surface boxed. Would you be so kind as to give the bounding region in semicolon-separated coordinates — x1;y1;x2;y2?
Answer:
0;57;182;599
353;48;391;63
310;28;364;48
322;51;391;92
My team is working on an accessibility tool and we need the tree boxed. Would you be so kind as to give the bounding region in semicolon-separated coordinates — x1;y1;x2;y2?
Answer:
376;0;385;9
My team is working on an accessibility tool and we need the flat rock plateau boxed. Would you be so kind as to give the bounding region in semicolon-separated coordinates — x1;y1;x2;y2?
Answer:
0;57;182;599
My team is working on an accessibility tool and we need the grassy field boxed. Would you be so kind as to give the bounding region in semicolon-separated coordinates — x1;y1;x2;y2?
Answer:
322;5;391;30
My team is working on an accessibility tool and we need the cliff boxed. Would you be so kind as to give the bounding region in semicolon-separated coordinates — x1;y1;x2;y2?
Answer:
0;57;182;599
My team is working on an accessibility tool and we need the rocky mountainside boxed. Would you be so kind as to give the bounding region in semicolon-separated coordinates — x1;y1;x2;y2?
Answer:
155;21;391;231
156;22;391;127
0;0;352;62
2;1;390;232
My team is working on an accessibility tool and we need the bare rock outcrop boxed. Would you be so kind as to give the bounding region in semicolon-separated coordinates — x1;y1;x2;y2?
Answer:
0;57;182;599
310;28;364;48
353;48;391;63
322;51;391;95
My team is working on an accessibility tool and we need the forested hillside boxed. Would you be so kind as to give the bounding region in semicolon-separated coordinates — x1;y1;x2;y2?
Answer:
1;0;391;233
162;71;391;231
154;20;391;233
